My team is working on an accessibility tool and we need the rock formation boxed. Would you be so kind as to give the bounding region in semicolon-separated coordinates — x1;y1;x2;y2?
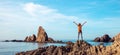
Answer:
4;39;24;42
16;33;120;55
24;34;36;42
36;26;48;42
16;39;120;55
3;26;64;43
16;40;91;55
94;34;113;42
47;37;54;42
23;26;64;43
112;33;120;41
24;26;49;42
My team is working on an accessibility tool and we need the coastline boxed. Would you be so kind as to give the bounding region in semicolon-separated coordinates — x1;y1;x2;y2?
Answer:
0;39;113;55
16;40;120;55
15;33;120;55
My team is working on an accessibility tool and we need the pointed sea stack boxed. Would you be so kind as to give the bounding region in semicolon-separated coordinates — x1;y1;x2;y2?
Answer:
36;26;48;42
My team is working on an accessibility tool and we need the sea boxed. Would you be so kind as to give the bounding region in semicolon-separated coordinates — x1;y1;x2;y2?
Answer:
0;40;112;55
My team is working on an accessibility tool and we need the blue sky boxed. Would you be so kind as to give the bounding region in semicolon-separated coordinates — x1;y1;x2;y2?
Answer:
0;0;120;40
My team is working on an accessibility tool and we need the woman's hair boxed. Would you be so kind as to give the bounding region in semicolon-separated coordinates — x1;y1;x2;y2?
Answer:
78;23;81;25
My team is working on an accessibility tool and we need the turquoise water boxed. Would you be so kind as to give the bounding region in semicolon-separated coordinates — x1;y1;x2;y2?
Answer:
0;40;112;55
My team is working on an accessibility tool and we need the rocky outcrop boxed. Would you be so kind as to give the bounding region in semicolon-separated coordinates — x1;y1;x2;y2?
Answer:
94;34;113;42
24;34;36;42
17;41;120;55
112;33;120;41
4;39;24;42
47;38;63;43
16;33;120;55
36;26;48;42
23;26;48;42
23;26;64;43
48;37;54;42
16;40;93;55
16;40;91;55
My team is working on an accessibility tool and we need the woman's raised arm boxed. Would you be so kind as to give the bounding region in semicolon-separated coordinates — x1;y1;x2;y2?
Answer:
82;21;87;26
73;21;78;25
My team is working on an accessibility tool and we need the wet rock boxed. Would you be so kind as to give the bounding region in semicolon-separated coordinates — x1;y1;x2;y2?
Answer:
94;34;112;42
3;39;24;42
54;40;64;43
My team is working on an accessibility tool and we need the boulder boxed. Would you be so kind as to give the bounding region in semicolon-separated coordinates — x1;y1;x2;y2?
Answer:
94;34;112;42
24;34;36;42
36;26;48;42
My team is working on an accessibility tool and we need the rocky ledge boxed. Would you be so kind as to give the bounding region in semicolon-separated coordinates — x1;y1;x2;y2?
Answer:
16;33;120;55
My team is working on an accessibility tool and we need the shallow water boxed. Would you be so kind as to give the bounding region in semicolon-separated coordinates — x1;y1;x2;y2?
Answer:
0;42;66;55
0;40;112;55
63;40;112;46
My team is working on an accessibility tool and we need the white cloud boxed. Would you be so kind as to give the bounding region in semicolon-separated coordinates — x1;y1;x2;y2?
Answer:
23;3;57;16
0;2;79;40
22;2;78;23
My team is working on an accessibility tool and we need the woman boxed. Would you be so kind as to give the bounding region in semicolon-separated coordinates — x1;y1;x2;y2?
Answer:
73;21;87;40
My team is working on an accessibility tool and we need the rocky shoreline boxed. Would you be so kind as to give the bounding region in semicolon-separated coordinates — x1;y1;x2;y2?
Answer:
2;26;120;55
16;33;120;55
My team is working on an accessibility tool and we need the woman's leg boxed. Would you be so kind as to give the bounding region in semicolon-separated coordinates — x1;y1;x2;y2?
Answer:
78;32;80;41
81;31;83;40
